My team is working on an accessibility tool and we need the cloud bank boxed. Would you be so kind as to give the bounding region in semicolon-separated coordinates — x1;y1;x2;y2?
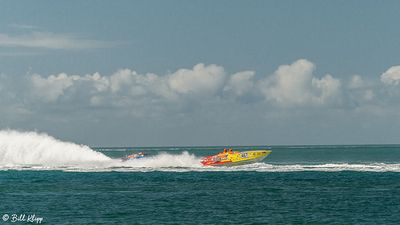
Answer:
18;59;397;112
2;58;400;145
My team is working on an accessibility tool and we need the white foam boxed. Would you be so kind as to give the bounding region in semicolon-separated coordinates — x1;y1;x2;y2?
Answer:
0;130;111;166
0;130;203;171
114;151;202;168
218;163;400;173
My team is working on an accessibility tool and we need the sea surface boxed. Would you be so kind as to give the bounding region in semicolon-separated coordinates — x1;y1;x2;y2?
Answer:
1;131;400;224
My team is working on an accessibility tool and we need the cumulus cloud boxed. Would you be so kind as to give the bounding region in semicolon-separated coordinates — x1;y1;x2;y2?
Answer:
28;59;392;115
0;32;116;50
347;75;376;102
31;73;74;102
168;63;226;97
27;60;350;111
381;65;400;85
348;75;366;89
28;63;228;107
30;73;112;103
258;59;341;106
4;59;400;146
311;74;341;104
224;71;255;97
109;69;175;100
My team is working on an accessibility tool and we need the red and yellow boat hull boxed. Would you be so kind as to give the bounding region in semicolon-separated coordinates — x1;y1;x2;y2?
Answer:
201;150;271;166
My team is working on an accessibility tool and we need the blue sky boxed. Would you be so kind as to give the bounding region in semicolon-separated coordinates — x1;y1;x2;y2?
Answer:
1;1;400;146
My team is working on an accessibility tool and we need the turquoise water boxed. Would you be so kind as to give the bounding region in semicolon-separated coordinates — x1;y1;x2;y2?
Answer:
1;170;400;224
1;137;400;224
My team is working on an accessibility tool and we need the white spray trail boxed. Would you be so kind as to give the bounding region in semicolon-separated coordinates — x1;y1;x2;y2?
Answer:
0;130;111;166
114;151;203;168
0;130;202;171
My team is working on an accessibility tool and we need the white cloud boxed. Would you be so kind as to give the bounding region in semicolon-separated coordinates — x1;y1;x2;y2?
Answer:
311;74;341;104
381;65;400;85
31;73;74;102
29;64;225;106
349;75;365;89
347;75;375;102
109;69;137;93
33;59;400;121
5;59;400;146
28;60;347;109
88;73;110;92
224;71;255;97
258;59;341;106
168;63;226;97
0;32;116;50
30;73;112;103
109;69;176;100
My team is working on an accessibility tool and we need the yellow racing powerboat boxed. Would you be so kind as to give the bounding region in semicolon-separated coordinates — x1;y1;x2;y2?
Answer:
201;148;271;166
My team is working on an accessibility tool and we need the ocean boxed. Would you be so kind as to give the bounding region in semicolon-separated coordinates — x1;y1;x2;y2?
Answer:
1;131;400;224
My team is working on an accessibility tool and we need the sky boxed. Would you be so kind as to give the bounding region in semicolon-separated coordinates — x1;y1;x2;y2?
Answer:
1;0;400;146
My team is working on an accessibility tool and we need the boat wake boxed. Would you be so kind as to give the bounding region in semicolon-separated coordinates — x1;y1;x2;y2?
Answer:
0;130;110;165
0;130;203;172
1;130;400;172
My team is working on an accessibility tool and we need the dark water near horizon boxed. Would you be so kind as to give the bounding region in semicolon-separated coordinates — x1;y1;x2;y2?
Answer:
1;143;400;224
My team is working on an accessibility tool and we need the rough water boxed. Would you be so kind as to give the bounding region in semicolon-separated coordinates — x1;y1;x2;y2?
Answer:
1;130;400;224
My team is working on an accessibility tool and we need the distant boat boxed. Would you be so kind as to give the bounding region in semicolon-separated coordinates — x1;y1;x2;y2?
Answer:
201;149;271;166
122;152;145;161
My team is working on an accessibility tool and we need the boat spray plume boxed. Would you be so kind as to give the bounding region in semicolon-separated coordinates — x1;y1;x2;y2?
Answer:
0;130;111;166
